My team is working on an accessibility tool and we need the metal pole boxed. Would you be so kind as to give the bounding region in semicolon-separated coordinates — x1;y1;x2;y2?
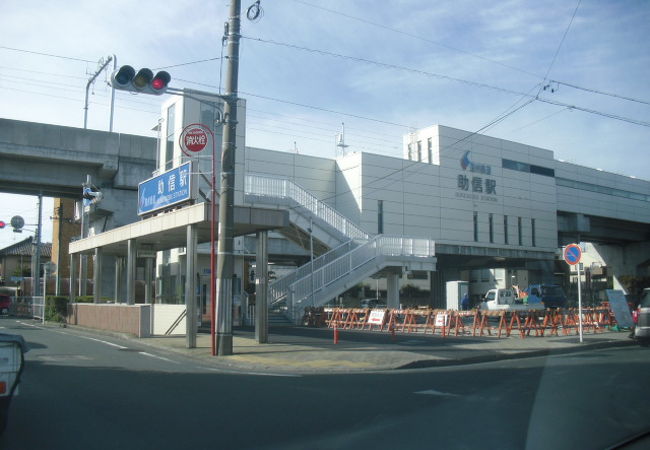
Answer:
83;56;113;129
109;54;117;132
255;231;268;344
34;193;43;298
309;218;314;307
214;0;241;356
54;203;63;296
577;262;583;343
186;224;198;348
79;175;91;297
42;263;47;324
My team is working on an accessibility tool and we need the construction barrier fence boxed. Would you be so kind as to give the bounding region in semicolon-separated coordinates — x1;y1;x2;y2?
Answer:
306;307;617;338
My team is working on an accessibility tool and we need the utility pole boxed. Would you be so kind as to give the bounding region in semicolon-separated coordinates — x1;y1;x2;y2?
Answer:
33;193;43;298
79;175;92;297
214;0;242;356
54;204;63;295
84;56;113;129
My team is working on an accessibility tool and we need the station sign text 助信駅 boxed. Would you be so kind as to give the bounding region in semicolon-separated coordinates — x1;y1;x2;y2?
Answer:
455;151;498;202
138;162;195;215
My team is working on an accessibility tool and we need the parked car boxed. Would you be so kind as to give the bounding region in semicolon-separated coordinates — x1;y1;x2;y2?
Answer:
525;284;567;309
481;288;543;311
360;298;384;309
0;295;11;315
633;288;650;346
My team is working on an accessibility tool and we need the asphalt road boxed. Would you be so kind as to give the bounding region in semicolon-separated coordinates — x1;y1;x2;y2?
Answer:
1;318;648;450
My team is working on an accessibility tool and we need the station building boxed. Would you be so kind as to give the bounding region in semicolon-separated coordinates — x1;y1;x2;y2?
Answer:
69;90;650;332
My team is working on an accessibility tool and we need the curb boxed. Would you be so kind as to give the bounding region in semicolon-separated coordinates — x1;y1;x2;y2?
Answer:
43;320;639;375
396;338;637;370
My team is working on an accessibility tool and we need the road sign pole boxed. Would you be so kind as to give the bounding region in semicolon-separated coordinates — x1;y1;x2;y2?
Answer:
564;243;584;344
577;262;583;343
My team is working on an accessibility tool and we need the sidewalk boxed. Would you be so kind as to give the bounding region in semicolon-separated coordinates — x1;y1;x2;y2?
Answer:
131;326;636;374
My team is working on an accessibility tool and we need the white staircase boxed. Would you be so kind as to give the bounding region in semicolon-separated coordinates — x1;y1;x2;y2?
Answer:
245;174;436;323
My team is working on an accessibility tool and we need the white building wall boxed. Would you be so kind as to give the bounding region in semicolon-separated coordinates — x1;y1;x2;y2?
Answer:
335;152;363;225
245;147;337;206
555;161;650;223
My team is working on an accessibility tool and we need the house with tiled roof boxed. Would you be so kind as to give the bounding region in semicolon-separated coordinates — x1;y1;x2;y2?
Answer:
0;236;51;284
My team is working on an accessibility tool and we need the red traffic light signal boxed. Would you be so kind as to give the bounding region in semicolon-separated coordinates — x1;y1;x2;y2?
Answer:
0;220;5;229
110;65;171;95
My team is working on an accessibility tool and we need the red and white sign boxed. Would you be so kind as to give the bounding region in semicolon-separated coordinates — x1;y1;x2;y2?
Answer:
435;313;448;327
179;123;212;156
184;128;208;152
367;309;386;325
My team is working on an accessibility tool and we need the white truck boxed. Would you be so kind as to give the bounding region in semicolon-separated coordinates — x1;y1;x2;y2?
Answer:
481;288;544;311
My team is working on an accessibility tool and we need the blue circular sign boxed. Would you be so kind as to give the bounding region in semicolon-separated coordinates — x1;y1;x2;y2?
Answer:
563;244;582;265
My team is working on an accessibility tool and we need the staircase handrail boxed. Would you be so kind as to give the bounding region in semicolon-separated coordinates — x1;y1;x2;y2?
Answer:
269;239;357;306
245;174;370;241
290;235;435;307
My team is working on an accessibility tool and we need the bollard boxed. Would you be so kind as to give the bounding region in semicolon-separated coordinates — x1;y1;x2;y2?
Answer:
390;324;396;341
333;323;339;344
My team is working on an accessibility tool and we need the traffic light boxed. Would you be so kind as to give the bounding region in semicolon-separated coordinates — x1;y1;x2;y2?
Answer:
0;220;5;229
110;65;171;95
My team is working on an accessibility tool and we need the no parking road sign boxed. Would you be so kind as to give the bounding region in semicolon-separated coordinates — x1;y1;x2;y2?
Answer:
563;244;582;265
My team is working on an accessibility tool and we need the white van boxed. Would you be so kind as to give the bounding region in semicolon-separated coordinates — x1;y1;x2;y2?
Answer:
481;288;543;311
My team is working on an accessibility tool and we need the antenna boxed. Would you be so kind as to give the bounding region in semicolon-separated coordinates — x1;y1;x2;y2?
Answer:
336;122;349;157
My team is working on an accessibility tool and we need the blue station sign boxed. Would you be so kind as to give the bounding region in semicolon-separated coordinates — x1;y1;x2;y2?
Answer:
138;162;195;215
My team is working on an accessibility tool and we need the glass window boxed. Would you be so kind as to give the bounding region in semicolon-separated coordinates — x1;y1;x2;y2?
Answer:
473;211;478;242
377;200;384;234
489;213;494;243
531;218;536;247
504;215;509;245
518;217;522;246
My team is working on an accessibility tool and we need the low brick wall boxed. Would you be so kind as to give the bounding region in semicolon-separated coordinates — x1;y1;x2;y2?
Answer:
67;303;151;337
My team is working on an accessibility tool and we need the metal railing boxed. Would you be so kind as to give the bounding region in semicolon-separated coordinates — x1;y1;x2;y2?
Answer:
245;175;370;241
269;239;358;306
30;296;45;320
291;236;435;309
245;174;436;319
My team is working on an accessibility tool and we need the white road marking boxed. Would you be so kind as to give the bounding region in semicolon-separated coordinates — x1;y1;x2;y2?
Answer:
17;321;44;329
200;366;302;377
69;334;129;349
414;389;459;397
138;351;180;364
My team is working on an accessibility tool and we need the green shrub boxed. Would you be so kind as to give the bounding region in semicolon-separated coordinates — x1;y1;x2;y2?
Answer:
45;296;69;323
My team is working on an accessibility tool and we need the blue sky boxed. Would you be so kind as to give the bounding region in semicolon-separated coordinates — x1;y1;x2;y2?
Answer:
1;0;649;248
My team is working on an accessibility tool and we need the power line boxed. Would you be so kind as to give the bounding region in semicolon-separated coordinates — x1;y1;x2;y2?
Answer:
0;46;95;63
247;110;400;146
509;107;571;133
240;36;650;128
288;0;542;80
242;35;530;99
0;65;87;80
154;56;224;70
549;80;650;106
542;0;581;82
175;77;415;129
